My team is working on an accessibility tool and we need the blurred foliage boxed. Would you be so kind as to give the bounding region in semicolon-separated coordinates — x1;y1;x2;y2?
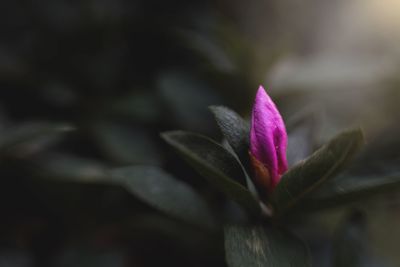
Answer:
0;1;247;266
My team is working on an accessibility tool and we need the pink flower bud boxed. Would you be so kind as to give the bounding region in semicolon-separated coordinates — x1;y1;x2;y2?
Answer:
250;86;288;193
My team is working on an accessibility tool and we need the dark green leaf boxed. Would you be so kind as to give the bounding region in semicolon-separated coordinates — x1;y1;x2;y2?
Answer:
271;128;364;215
224;224;311;267
34;154;108;183
161;131;260;216
301;171;400;210
209;106;250;167
209;106;259;197
110;166;216;229
300;127;400;210
91;121;162;165
0;122;73;154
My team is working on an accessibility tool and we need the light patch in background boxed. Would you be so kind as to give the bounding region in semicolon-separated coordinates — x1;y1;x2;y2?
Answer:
258;0;400;142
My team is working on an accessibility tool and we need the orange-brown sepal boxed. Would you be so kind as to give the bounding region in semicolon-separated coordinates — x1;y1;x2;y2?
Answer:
249;151;273;194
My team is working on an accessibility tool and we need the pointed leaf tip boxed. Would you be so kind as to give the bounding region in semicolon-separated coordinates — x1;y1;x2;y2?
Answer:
161;130;261;215
271;127;365;214
110;166;216;229
209;105;250;164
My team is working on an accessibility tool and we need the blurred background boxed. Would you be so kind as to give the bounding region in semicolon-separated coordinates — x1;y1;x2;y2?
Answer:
1;0;400;266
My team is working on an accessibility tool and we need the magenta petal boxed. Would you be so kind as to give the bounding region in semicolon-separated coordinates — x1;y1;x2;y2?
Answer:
250;86;288;190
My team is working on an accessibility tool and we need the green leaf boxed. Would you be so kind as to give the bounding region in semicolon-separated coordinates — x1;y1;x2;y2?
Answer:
161;131;260;216
301;171;400;210
271;128;364;215
110;166;216;229
224;224;311;267
300;127;400;210
0;122;73;154
34;153;108;183
209;106;250;167
91;121;162;165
